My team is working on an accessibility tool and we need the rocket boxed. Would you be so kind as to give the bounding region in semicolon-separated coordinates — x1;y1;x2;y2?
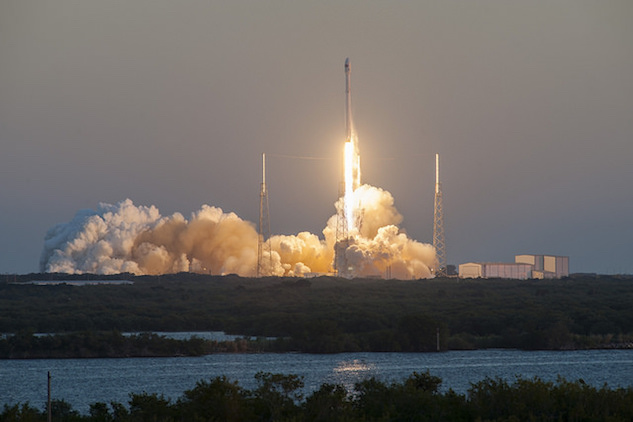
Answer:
344;58;361;191
345;58;352;143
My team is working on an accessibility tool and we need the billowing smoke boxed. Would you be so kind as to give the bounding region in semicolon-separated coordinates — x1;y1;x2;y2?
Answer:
40;200;258;276
40;185;435;279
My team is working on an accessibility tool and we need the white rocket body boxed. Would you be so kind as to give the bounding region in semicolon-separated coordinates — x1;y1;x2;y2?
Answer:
344;58;360;192
345;58;352;144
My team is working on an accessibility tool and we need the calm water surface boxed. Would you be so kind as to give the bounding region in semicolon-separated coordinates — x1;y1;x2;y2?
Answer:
2;349;633;413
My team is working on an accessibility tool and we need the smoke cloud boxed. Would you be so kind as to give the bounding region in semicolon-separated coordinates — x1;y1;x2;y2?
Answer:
40;185;435;279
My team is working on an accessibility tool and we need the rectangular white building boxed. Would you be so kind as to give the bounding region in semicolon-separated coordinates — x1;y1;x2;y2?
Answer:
515;254;569;278
459;255;569;279
458;262;533;280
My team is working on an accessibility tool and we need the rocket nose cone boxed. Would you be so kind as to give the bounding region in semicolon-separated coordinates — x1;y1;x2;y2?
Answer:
345;58;350;69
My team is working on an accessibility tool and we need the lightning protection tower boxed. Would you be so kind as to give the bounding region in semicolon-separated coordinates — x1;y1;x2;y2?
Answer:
433;153;447;277
257;153;272;277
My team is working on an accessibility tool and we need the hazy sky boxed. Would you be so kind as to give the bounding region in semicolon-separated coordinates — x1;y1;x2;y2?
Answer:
2;1;632;274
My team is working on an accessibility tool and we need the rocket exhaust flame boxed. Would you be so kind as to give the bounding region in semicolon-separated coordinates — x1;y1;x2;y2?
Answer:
344;141;356;231
39;59;436;279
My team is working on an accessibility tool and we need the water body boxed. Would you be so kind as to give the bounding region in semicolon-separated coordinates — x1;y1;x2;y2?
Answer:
2;349;632;414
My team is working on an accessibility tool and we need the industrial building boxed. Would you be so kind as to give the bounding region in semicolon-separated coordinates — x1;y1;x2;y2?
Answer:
458;262;534;280
515;254;569;279
458;254;569;279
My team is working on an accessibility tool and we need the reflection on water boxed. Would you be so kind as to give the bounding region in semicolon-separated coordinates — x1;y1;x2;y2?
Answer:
333;359;375;373
2;349;633;414
330;359;377;392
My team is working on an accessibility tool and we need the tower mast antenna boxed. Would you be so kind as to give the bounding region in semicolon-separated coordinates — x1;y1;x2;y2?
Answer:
257;153;272;277
433;153;447;277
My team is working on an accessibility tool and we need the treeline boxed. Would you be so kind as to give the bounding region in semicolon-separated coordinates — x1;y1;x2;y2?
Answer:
0;322;445;358
2;274;633;352
0;332;262;359
4;372;633;421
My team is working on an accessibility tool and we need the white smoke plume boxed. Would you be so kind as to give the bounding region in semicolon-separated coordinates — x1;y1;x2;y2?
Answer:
330;184;435;279
40;186;436;278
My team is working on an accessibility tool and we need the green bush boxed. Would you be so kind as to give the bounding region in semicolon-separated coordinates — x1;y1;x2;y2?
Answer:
2;373;633;421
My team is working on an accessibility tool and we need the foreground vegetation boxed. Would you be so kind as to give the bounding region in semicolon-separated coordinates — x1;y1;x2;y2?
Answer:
2;273;633;354
3;372;633;421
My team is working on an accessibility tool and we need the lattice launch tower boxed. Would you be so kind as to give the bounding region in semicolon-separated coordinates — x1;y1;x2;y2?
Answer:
433;153;446;277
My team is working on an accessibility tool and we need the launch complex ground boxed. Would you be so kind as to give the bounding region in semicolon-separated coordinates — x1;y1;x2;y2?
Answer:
38;59;569;280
